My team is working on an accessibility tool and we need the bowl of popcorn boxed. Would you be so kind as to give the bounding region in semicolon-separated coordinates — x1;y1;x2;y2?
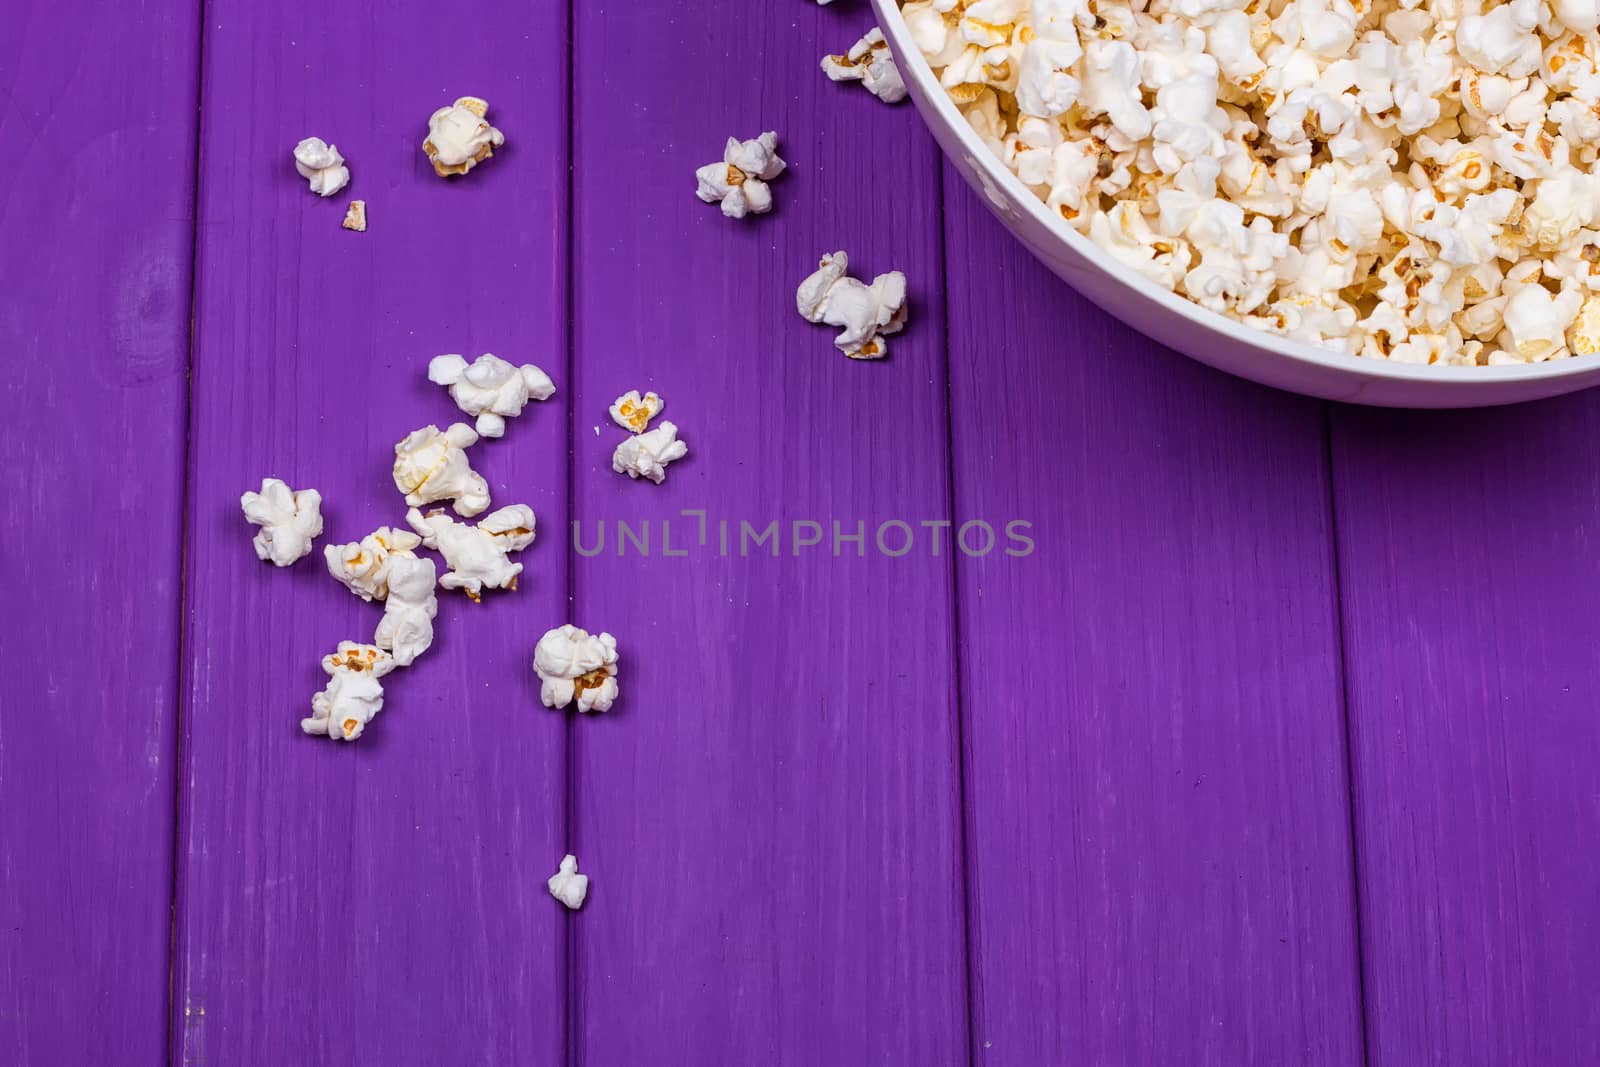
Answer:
875;0;1600;406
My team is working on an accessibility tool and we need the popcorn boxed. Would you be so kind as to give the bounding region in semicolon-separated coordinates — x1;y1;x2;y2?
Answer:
342;200;366;232
608;390;663;433
823;28;909;104
612;421;688;484
302;642;394;742
406;505;534;601
392;423;490;517
324;526;422;602
695;133;786;219
241;478;323;567
533;625;619;713
423;97;504;177
428;353;556;438
548;854;589;910
796;250;908;359
293;138;349;197
374;554;437;667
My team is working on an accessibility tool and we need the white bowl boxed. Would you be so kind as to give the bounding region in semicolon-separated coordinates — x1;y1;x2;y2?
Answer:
872;0;1600;407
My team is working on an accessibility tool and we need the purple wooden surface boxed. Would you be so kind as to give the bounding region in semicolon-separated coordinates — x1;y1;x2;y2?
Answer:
172;3;570;1064
566;3;969;1062
1331;404;1600;1067
0;4;197;1064
942;172;1366;1064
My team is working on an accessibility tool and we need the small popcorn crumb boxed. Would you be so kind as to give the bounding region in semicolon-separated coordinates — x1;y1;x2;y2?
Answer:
428;353;556;438
612;421;688;484
293;137;349;197
608;389;663;433
240;478;323;566
423;96;504;177
303;642;394;742
393;423;491;517
695;132;785;219
341;199;366;231
324;526;422;602
796;250;907;359
534;624;619;713
407;505;535;600
548;854;589;910
822;28;908;104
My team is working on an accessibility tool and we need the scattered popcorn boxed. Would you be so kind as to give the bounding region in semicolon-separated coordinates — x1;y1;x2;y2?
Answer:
406;504;535;601
302;642;394;742
608;389;663;433
324;526;422;602
374;554;438;667
342;199;366;232
823;28;909;104
240;478;323;567
534;625;619;713
427;353;556;438
695;132;786;219
908;0;1600;365
796;250;907;358
393;423;491;517
293;137;350;197
548;854;589;910
423;96;505;177
612;421;688;484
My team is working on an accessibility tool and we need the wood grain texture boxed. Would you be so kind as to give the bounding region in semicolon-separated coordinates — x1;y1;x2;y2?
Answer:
173;3;570;1064
1331;403;1600;1067
0;4;198;1064
567;4;969;1062
942;171;1366;1065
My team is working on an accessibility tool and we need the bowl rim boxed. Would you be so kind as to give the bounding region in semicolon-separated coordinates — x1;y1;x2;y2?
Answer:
871;0;1600;389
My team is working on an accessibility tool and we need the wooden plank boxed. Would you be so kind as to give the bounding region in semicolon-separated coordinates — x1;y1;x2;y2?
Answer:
0;4;199;1063
943;171;1366;1063
172;3;570;1063
567;4;969;1062
1331;403;1600;1067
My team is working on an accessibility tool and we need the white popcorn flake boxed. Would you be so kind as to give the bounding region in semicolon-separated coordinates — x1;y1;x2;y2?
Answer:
324;526;422;602
424;96;504;177
612;421;688;484
534;625;619;713
428;353;556;438
608;389;663;433
293;137;349;197
823;28;909;104
374;554;437;667
796;250;908;359
241;478;323;567
393;423;491;517
695;132;786;219
548;854;589;910
341;200;366;232
303;642;394;742
407;504;535;601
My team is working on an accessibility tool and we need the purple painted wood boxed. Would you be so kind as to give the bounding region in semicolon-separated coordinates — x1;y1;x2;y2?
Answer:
567;4;968;1062
0;4;197;1063
172;3;570;1063
942;172;1366;1063
1331;404;1600;1067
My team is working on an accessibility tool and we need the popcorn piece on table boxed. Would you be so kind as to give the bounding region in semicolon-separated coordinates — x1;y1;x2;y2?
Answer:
612;421;688;484
374;555;438;667
241;478;323;567
324;526;422;602
393;423;491;517
293;137;350;197
341;200;366;232
407;504;535;601
534;624;619;713
607;389;663;433
695;132;786;219
423;96;504;177
428;353;556;438
796;250;907;359
548;854;589;910
302;642;394;742
822;28;908;104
